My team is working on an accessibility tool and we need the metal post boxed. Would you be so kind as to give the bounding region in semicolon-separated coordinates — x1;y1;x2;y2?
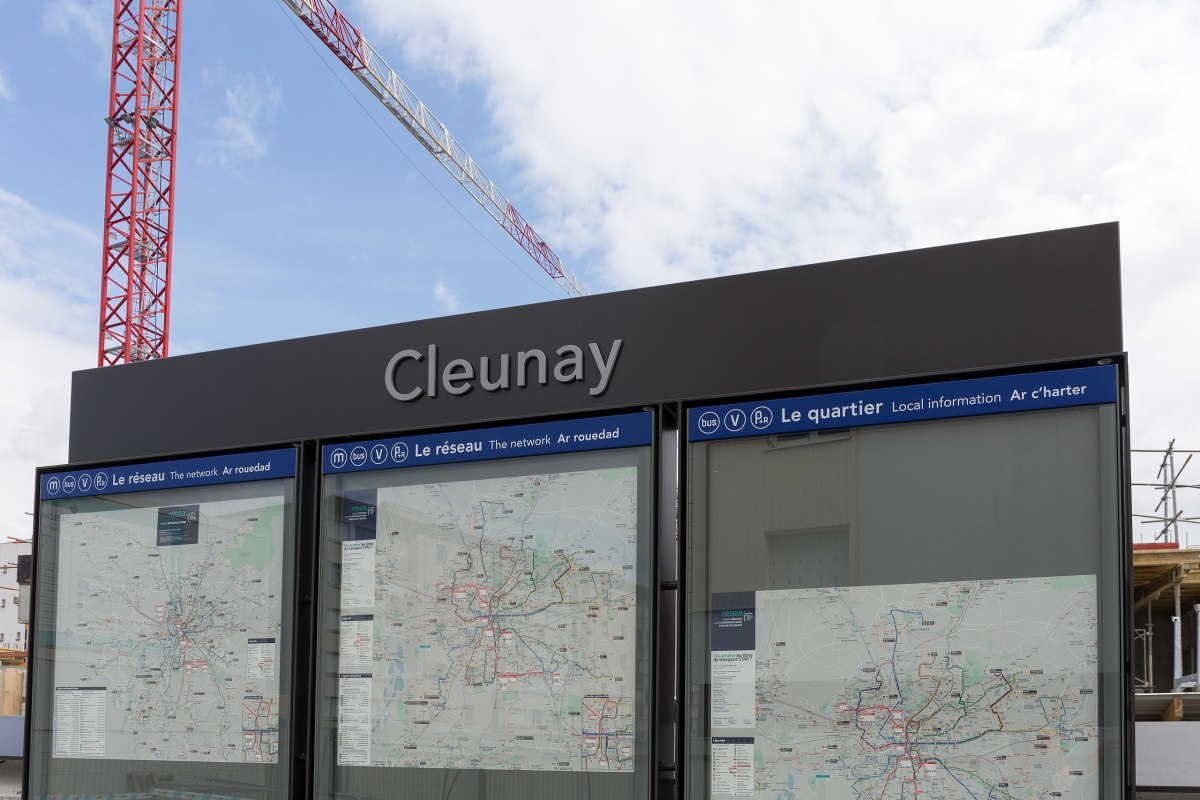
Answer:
1195;604;1200;679
1147;601;1155;692
1168;444;1180;543
1173;582;1183;689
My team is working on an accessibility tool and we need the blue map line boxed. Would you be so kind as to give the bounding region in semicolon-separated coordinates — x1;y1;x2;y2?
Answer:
888;608;925;707
510;628;548;675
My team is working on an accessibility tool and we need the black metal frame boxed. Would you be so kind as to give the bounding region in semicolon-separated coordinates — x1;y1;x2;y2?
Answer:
25;442;307;799
22;367;1134;800
311;405;664;799
291;441;321;799
675;355;1134;800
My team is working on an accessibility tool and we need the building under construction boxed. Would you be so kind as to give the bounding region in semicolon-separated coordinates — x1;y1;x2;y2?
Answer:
1128;443;1200;795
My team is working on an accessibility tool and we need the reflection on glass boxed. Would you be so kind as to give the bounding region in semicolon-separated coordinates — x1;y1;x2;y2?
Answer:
687;407;1122;800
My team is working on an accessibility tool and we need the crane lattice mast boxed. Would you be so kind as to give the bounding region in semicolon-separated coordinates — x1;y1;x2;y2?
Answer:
98;0;182;366
281;0;586;297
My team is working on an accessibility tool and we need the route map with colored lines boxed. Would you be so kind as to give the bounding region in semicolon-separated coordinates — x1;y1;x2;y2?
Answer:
359;465;638;770
753;576;1097;800
53;495;286;763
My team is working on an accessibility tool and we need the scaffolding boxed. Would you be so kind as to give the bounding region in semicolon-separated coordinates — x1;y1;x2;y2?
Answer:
1132;443;1200;710
1133;440;1200;545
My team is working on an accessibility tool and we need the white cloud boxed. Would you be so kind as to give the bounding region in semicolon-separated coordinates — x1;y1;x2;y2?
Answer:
0;68;11;101
199;72;282;166
355;1;1090;286
0;188;96;542
348;1;1200;536
41;0;109;54
432;280;461;313
866;3;1200;463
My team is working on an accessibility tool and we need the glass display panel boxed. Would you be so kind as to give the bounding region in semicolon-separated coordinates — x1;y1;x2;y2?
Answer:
686;370;1124;800
317;415;654;800
29;450;297;800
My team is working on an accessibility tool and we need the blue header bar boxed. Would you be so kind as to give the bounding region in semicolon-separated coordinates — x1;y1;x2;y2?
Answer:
40;448;296;501
323;412;653;474
688;365;1118;442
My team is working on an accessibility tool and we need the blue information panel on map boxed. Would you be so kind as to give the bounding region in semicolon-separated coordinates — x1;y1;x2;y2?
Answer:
688;365;1117;442
322;411;653;474
39;448;297;500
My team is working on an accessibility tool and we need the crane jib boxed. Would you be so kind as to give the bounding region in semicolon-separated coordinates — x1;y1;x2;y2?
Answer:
287;0;587;297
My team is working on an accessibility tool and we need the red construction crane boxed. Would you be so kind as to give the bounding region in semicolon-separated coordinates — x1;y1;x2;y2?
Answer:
98;0;181;366
97;0;585;368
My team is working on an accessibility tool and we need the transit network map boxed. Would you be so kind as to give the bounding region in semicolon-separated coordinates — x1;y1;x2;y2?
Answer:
53;494;286;763
342;464;638;771
746;576;1098;800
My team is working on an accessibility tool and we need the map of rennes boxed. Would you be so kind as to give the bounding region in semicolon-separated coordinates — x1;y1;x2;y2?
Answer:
753;576;1097;800
54;495;285;763
352;465;638;771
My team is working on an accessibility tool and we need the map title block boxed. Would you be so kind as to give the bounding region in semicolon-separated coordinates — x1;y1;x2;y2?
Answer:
323;412;653;475
40;448;297;500
688;365;1117;442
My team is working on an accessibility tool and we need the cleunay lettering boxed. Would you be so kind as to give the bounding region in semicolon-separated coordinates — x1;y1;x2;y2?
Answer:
385;339;623;402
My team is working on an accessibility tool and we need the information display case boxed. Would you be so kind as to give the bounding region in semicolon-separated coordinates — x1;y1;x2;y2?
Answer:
30;225;1132;799
28;448;300;799
684;366;1128;800
315;412;656;800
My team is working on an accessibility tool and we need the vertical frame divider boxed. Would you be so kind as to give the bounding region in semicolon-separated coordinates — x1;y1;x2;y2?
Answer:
291;440;321;799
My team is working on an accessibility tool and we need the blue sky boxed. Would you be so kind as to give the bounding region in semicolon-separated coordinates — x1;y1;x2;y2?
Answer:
3;0;1200;542
2;0;565;350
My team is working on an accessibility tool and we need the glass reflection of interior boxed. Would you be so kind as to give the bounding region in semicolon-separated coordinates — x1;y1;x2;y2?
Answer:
687;406;1123;800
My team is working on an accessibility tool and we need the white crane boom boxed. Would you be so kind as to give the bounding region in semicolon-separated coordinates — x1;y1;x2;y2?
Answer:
281;0;586;297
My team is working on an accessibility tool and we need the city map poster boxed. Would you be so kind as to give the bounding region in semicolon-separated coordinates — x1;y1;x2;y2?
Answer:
710;576;1098;800
52;493;286;763
335;463;639;771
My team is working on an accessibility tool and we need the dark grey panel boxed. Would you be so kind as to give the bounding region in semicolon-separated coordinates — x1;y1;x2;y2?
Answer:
69;223;1122;461
856;407;1104;585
